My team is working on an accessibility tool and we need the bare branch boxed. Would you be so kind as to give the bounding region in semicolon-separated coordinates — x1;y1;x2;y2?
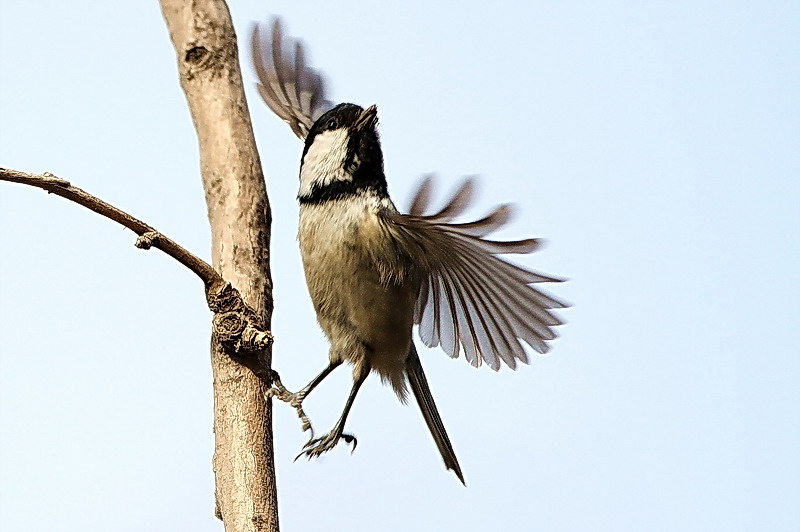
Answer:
0;166;274;356
0;167;219;286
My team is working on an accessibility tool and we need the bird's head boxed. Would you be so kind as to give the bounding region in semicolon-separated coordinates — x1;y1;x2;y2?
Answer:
298;103;387;202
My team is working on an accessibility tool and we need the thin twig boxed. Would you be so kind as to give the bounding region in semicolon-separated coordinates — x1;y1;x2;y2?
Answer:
1;167;219;285
0;166;273;356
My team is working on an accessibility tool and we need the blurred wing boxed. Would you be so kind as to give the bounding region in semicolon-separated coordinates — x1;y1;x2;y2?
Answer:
251;17;333;139
390;176;568;371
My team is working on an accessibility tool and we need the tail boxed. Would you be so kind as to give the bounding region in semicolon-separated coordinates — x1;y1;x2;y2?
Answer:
406;346;465;485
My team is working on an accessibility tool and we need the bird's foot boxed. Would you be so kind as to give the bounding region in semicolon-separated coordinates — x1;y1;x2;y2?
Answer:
296;429;358;461
265;370;314;436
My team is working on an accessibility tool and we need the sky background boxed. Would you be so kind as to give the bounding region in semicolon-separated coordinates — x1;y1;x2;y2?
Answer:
1;1;798;531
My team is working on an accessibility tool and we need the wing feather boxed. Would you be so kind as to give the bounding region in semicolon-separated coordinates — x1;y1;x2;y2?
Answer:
388;177;567;370
409;175;435;216
445;255;508;370
446;204;514;237
451;238;564;336
426;177;476;222
436;275;460;359
251;17;333;139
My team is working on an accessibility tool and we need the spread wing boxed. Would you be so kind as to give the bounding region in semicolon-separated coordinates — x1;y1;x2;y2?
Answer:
251;17;333;140
388;176;567;371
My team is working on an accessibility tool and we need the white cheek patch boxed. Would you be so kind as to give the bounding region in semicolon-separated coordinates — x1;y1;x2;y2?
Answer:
299;128;352;197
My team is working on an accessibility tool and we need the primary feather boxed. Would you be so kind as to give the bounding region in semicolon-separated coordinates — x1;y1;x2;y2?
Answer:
251;18;333;139
388;177;566;370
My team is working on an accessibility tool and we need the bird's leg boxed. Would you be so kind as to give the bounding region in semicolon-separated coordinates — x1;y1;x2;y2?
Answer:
266;361;342;436
297;367;368;460
269;361;342;407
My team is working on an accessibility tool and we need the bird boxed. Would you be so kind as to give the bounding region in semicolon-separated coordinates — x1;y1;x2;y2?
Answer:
251;17;567;485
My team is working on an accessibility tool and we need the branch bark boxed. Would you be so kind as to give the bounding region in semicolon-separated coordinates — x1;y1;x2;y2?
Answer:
159;1;279;531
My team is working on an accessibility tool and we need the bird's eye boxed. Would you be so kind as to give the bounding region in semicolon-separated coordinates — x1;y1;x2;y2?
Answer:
327;118;338;129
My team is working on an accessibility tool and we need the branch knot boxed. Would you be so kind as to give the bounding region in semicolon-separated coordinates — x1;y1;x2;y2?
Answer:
207;282;273;356
135;231;161;250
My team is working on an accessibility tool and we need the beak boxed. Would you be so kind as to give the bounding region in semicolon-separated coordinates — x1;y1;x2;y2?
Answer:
355;104;378;132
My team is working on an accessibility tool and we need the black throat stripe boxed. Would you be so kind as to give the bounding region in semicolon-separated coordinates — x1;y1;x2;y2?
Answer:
298;179;388;205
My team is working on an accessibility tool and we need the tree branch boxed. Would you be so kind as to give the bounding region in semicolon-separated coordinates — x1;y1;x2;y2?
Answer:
3;0;280;527
0;167;218;285
0;166;274;356
159;0;279;531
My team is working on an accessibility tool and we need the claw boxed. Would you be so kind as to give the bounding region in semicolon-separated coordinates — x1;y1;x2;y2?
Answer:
341;433;358;453
295;430;358;461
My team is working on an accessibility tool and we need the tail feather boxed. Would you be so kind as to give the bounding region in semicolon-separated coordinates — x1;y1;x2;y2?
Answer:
406;347;465;485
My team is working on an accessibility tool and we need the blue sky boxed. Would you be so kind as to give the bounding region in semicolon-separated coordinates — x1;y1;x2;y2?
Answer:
1;1;798;531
